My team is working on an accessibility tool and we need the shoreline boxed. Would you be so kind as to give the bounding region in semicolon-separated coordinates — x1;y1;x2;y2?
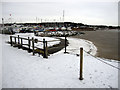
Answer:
72;30;119;61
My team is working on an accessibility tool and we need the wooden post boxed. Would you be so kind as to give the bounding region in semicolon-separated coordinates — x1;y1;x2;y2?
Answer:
10;36;13;46
79;48;83;80
43;38;47;58
18;35;20;44
21;38;23;48
28;37;31;53
64;36;67;53
14;37;16;44
43;38;45;58
18;35;20;48
32;37;35;55
45;41;48;58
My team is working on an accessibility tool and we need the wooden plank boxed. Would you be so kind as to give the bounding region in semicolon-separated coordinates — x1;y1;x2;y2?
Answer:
12;36;29;40
47;40;60;42
19;37;29;40
37;40;43;42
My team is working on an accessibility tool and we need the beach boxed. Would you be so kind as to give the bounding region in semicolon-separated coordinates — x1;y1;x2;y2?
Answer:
72;29;119;61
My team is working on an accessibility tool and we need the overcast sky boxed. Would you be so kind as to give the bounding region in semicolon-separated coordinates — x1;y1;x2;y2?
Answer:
1;0;119;26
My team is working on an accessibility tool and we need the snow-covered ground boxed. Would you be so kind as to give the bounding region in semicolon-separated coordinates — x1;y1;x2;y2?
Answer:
1;33;119;88
66;37;97;56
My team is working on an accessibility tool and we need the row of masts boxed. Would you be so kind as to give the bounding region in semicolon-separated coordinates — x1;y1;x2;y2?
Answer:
2;10;65;24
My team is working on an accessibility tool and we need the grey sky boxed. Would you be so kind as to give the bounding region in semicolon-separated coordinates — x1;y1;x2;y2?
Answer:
1;0;119;26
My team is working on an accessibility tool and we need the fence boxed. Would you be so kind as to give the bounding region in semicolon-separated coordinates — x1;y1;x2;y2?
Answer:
10;35;49;58
9;35;68;58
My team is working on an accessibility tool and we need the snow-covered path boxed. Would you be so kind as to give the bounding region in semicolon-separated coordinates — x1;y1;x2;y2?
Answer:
1;34;119;88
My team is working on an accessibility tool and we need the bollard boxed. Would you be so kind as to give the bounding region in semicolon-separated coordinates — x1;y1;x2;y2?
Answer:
79;48;83;80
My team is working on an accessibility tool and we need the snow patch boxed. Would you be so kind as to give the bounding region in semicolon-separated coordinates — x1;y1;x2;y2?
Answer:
67;37;97;56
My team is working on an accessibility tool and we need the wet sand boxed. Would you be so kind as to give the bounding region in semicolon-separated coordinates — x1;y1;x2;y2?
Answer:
72;30;119;61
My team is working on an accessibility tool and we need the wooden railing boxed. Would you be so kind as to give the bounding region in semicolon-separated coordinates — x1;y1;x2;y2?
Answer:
10;35;49;58
9;35;68;58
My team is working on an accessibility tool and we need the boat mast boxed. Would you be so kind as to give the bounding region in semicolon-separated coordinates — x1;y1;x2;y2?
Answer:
2;18;4;28
63;10;65;22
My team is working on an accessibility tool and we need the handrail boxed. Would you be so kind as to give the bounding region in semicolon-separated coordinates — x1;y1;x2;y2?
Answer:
11;35;60;42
